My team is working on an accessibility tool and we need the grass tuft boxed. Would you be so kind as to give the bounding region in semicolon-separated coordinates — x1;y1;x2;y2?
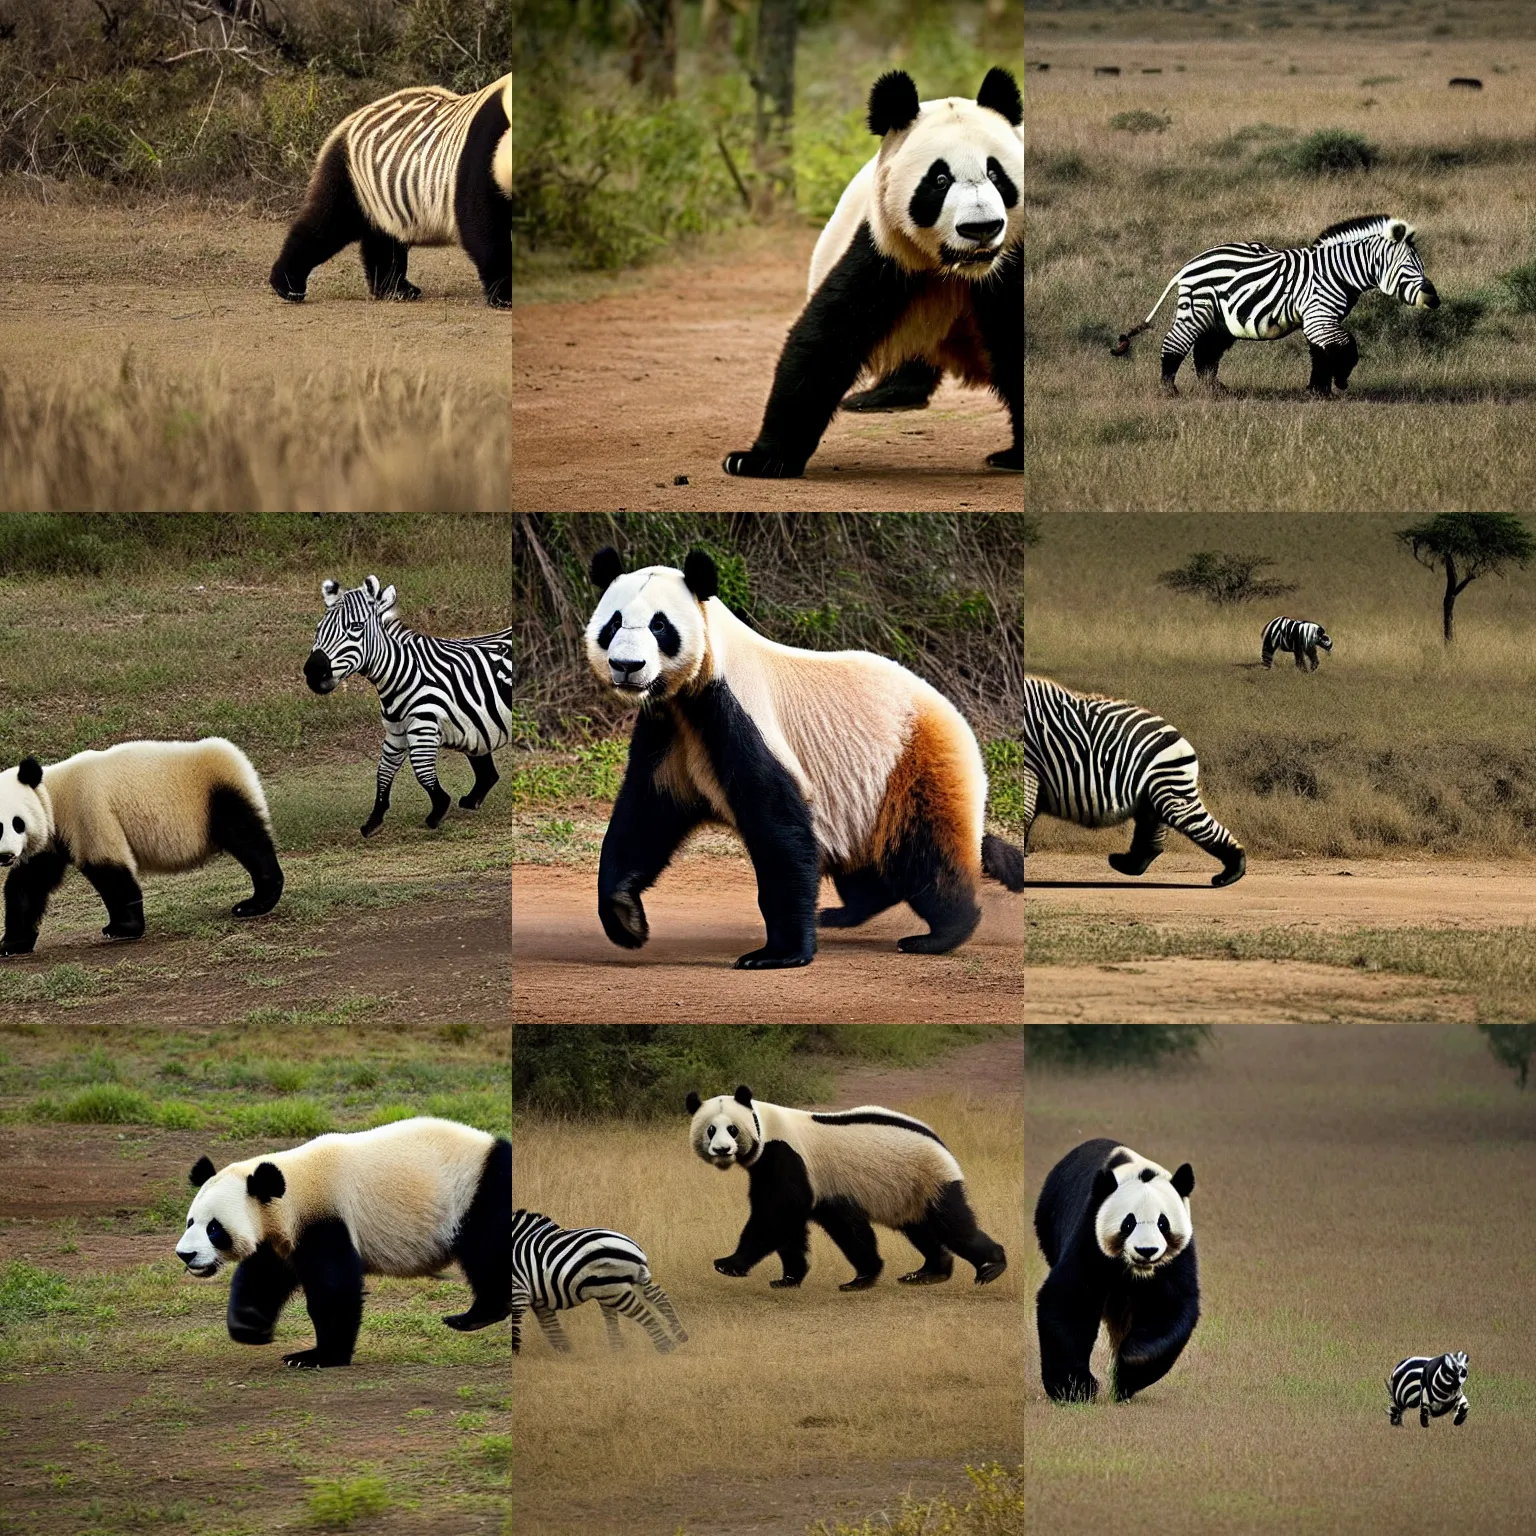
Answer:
306;1474;391;1528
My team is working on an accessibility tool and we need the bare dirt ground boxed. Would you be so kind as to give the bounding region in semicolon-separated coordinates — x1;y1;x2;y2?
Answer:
512;228;1022;512
511;859;1023;1023
1025;852;1535;1023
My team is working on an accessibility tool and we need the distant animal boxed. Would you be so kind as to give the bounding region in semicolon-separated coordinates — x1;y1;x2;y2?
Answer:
0;740;282;954
723;67;1021;476
1262;616;1333;671
1448;77;1483;89
685;1084;1007;1291
1022;674;1246;887
511;1210;687;1355
585;547;1024;967
176;1118;510;1368
1035;1138;1199;1403
270;75;511;307
1094;65;1120;75
1111;214;1440;395
304;576;514;836
1388;1351;1469;1426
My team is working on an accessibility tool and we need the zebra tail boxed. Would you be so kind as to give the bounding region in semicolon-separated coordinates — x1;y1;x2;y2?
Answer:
981;833;1024;892
1110;273;1180;356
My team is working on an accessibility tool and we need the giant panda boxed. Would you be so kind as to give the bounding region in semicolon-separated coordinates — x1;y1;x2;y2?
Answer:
1034;1139;1199;1403
176;1117;511;1368
0;739;284;956
722;67;1022;478
585;546;1025;969
686;1085;1006;1291
270;74;512;308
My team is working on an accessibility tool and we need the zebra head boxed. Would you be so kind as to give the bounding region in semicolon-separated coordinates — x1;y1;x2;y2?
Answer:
305;575;397;693
1376;218;1438;309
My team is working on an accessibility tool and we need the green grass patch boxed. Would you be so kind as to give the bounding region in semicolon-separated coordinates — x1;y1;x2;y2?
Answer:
306;1474;391;1528
225;1097;335;1140
0;1261;79;1325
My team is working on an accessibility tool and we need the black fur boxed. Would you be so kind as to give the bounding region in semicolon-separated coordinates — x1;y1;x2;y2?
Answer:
590;546;623;590
79;861;144;940
208;786;285;917
460;752;499;811
1034;1138;1200;1403
974;245;1023;471
269;85;510;308
908;158;953;229
982;831;1025;891
977;66;1023;126
868;70;921;136
189;1155;216;1188
899;1180;1008;1286
2;838;70;954
840;358;943;412
443;1137;512;1331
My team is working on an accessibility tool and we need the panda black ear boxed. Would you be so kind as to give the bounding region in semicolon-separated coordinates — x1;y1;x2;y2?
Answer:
868;71;920;136
733;1085;754;1107
18;757;43;789
1090;1168;1119;1208
685;1091;702;1114
977;66;1022;127
189;1155;216;1188
247;1162;286;1204
683;550;718;601
1171;1163;1195;1198
590;546;623;589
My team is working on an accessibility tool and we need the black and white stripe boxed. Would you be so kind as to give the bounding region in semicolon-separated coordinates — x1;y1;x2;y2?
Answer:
511;1209;687;1355
1388;1351;1469;1427
1114;215;1438;395
1262;617;1333;671
1023;675;1246;887
304;575;513;835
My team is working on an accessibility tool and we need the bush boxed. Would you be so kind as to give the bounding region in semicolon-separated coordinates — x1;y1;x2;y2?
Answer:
1158;551;1297;606
1110;110;1171;134
1024;1027;1211;1068
1501;258;1536;314
1353;294;1485;353
1280;129;1376;174
1039;151;1091;183
307;1474;390;1529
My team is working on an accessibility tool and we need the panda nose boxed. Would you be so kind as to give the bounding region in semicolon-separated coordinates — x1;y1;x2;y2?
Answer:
1134;1245;1159;1262
957;219;1004;245
0;852;12;866
611;658;646;679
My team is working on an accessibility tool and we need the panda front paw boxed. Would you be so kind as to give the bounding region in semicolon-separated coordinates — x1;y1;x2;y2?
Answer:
713;1257;752;1278
722;449;806;478
600;890;649;949
985;444;1023;472
0;934;38;956
282;1348;349;1369
733;946;813;969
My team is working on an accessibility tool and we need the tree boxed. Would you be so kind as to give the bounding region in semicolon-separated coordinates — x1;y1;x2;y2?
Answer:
752;0;797;212
1478;1024;1534;1089
627;0;677;98
1396;513;1535;643
1157;551;1297;606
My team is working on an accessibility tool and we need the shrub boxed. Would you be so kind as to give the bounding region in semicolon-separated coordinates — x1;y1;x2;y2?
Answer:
1024;1027;1211;1068
1158;551;1297;606
1353;294;1485;353
1501;258;1536;314
1039;151;1091;183
1110;110;1171;134
55;1084;157;1124
1281;129;1376;174
307;1474;390;1529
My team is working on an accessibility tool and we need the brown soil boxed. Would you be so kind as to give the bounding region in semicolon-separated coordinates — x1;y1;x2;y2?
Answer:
511;859;1023;1023
825;1032;1024;1106
512;229;1022;511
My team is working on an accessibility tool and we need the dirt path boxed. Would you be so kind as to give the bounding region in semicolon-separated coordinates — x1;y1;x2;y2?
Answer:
512;230;1021;511
825;1032;1023;1106
511;860;1022;1023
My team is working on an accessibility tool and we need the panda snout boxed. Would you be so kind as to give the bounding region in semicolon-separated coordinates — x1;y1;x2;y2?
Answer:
1133;1244;1161;1263
957;218;1004;246
609;657;648;688
0;851;13;866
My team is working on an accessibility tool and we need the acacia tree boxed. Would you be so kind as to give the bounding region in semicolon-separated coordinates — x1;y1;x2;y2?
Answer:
1157;551;1297;606
1396;513;1535;642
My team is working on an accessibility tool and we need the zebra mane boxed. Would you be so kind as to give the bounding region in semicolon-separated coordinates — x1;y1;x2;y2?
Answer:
1312;214;1413;248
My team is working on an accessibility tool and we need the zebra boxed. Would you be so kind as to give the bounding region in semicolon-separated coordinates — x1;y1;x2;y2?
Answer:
1261;616;1333;671
1388;1351;1469;1427
1023;674;1246;888
1111;214;1439;396
270;74;511;308
511;1209;688;1356
303;575;514;837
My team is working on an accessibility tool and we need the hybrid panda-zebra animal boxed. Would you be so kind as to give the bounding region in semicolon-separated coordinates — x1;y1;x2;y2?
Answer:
723;68;1022;477
270;75;511;308
176;1117;510;1368
1388;1351;1470;1427
1262;616;1332;671
586;547;1024;968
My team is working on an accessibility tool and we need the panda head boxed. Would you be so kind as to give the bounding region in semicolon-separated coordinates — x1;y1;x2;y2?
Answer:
304;574;397;694
867;66;1022;278
0;758;50;869
685;1085;762;1170
1092;1151;1194;1275
175;1154;287;1277
585;546;718;702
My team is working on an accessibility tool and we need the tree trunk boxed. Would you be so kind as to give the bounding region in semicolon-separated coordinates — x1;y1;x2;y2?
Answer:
753;0;797;214
628;0;677;98
1442;554;1458;643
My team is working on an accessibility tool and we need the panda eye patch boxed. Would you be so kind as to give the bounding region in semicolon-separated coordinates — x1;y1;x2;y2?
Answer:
207;1218;232;1251
11;817;22;833
597;611;622;649
1120;1214;1135;1237
649;614;668;634
1158;1215;1170;1236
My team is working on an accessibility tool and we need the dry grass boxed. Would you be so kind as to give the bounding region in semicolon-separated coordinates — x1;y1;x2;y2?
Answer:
1024;511;1536;859
511;1092;1025;1536
0;185;509;511
1023;1023;1536;1535
1023;28;1536;509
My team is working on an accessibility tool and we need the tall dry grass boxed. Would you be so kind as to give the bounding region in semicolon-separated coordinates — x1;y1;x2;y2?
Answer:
1023;1023;1536;1534
1024;511;1536;859
1023;33;1536;510
512;1092;1025;1536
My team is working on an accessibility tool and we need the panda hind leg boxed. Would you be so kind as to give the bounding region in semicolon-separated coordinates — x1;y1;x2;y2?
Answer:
444;1138;511;1331
209;786;285;918
287;1218;365;1367
974;247;1022;472
819;865;899;929
915;1181;1006;1284
79;862;145;941
812;1198;883;1291
360;229;420;301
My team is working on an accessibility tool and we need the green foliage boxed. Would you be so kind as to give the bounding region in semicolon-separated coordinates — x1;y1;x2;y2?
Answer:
1501;257;1536;314
1397;514;1536;576
1477;1024;1534;1087
1110;110;1171;134
1023;1026;1212;1068
0;1262;78;1326
0;517;110;575
1158;552;1298;606
796;106;876;223
1207;121;1294;159
49;1084;158;1124
807;1464;1024;1536
1352;294;1485;353
226;1098;335;1139
1275;128;1376;174
983;739;1026;827
306;1474;391;1528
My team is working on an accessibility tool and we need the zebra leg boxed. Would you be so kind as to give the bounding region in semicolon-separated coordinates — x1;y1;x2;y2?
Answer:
510;1299;524;1354
1308;648;1321;671
641;1280;688;1343
1388;1403;1403;1425
600;1302;625;1351
819;865;899;929
1294;647;1308;670
362;733;407;837
1153;792;1246;887
533;1304;573;1354
1306;343;1336;397
616;1290;679;1352
1106;806;1166;877
1262;645;1274;668
1330;333;1360;391
1191;328;1235;393
458;752;499;811
1454;1397;1468;1425
406;719;453;828
359;228;421;302
269;138;370;303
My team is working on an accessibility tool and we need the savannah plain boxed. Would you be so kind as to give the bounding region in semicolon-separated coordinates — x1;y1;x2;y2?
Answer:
1023;1024;1536;1535
1025;512;1536;1021
1024;2;1536;510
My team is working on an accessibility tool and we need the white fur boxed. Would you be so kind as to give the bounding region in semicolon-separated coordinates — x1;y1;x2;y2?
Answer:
585;565;988;868
493;78;513;198
176;1117;494;1279
0;739;269;874
1093;1146;1194;1273
689;1092;964;1229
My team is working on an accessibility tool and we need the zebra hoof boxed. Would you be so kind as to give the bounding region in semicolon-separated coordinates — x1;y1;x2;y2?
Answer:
1212;851;1247;888
1107;852;1156;877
